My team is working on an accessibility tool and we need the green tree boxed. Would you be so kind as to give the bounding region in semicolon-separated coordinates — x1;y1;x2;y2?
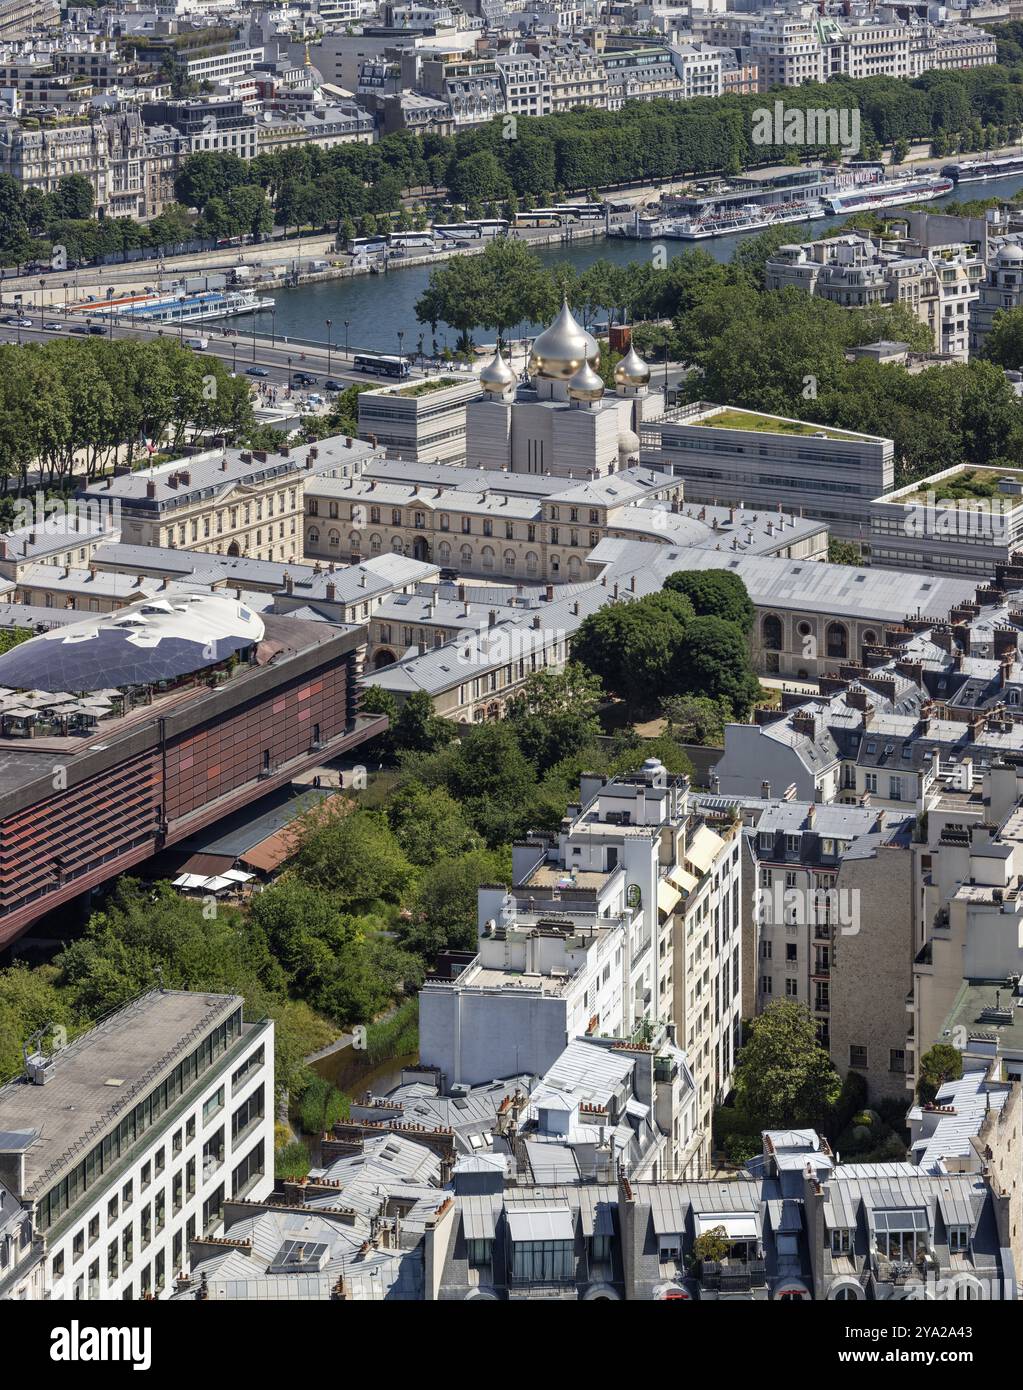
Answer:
290;805;414;908
673;615;761;720
660;693;731;745
917;1042;964;1104
733;1002;842;1131
504;663;603;772
663;570;755;633
406;846;511;956
572;592;694;713
387;781;480;865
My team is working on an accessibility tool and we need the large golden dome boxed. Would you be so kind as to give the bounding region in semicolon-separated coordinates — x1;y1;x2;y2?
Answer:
614;343;651;387
529;297;599;381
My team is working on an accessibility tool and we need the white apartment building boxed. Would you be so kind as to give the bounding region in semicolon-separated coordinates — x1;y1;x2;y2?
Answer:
420;760;739;1173
0;989;273;1301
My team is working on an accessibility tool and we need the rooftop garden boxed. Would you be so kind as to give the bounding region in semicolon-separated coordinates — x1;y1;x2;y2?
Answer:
694;408;858;440
394;377;461;397
899;467;1021;504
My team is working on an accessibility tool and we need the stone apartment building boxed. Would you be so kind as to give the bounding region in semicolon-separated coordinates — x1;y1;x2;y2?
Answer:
765;233;983;362
0;110;147;218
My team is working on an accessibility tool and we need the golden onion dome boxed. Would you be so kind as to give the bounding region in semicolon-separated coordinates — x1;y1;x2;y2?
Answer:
479;349;516;393
614;343;651;387
567;360;605;402
528;297;599;381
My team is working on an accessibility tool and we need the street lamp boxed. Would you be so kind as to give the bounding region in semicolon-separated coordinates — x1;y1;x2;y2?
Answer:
343;319;350;357
63;281;69;316
231;340;238;376
325;319;332;377
287;354;292;390
269;307;276;349
397;329;405;376
251;312;257;363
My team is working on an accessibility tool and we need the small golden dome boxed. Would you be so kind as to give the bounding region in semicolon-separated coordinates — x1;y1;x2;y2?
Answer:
567;360;605;402
528;297;600;381
479;350;516;393
614;343;651;387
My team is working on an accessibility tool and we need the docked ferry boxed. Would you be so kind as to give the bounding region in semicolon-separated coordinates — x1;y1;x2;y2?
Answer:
82;288;274;326
822;172;953;214
941;153;1023;184
672;199;827;240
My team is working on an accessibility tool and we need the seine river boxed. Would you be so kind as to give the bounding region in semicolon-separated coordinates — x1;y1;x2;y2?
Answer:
239;171;1023;355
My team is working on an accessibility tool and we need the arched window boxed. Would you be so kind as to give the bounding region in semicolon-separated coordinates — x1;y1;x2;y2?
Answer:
525;551;539;577
391;537;404;553
568;555;581;580
328;530;340;548
862;629;877;647
370;533;382;554
438;541;452;563
503;549;516;572
308;528;319;546
481;546;495;572
349;530;361;548
461;544;473;566
762;614;783;651
826;622;848;659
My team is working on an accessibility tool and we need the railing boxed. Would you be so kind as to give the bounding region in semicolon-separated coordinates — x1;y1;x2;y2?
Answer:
700;1258;767;1292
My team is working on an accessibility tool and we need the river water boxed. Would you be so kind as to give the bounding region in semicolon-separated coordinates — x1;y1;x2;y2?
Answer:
239;172;1023;354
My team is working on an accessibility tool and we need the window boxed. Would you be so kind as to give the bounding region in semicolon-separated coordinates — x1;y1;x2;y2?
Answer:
73;1230;85;1260
785;978;798;997
202;1127;225;1179
948;1226;969;1254
232;1045;264;1090
202;1087;224;1124
121;1180;133;1208
202;1184;225;1234
511;1238;573;1282
786;944;797;962
467;1238;492;1267
88;1215;99;1247
889;1049;905;1074
140;1161;151;1190
232;1140;265;1199
850;1045;868;1069
232;1084;265;1143
831;1228;851;1254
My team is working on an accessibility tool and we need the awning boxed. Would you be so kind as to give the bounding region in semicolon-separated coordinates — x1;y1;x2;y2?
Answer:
668;866;698;896
686;825;725;876
694;1213;759;1241
506;1206;574;1243
657;880;682;917
221;868;255;884
239;829;300;874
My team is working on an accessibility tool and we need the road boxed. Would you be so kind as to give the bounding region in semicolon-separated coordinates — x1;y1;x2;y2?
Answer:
0;311;440;391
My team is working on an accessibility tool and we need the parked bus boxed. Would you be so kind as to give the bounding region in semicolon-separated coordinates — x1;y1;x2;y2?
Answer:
513;211;564;228
352;352;411;379
388;231;436;250
555;203;606;220
348;235;388;256
436;219;509;241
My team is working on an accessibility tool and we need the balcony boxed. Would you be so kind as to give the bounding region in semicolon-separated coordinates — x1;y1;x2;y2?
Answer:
699;1258;767;1292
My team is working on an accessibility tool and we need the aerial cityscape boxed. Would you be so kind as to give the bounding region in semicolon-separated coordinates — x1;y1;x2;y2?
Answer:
1;0;1023;1347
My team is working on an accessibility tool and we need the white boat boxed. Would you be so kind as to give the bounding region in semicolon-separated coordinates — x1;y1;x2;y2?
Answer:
823;174;953;215
670;200;826;241
88;289;275;325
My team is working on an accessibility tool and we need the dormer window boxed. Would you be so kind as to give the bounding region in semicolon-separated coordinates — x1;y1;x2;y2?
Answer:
948;1225;969;1254
831;1228;852;1254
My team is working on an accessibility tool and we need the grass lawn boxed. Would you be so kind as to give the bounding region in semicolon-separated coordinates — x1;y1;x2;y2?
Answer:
695;408;861;440
900;467;1020;504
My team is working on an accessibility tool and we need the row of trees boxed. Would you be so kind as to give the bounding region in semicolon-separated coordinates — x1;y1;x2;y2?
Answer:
161;51;1023;239
0;337;253;490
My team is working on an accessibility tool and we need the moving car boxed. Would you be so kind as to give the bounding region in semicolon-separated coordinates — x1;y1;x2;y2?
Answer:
245;366;270;377
43;321;62;331
292;371;316;386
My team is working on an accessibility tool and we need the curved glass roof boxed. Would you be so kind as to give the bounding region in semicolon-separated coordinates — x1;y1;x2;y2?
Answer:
0;595;264;694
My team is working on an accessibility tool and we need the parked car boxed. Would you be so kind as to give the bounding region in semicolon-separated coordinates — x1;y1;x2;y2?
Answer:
69;324;89;335
87;324;106;335
292;371;316;386
325;378;345;392
245;366;270;377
